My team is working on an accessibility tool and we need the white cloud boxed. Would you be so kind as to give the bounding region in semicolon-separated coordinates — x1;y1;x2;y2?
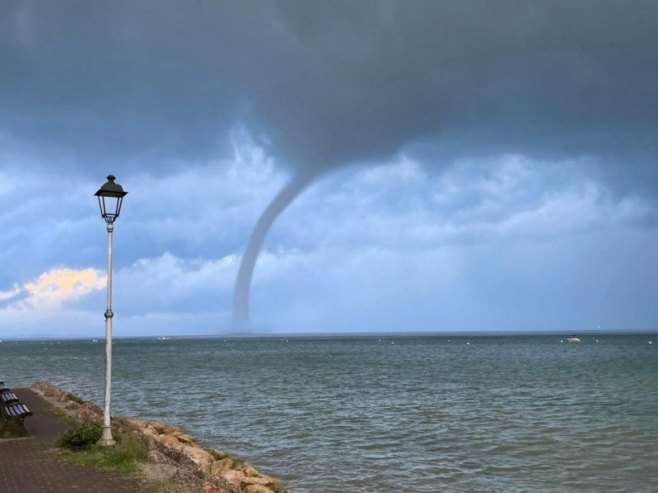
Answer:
0;267;107;337
7;268;105;311
115;251;239;312
283;154;654;252
0;285;21;301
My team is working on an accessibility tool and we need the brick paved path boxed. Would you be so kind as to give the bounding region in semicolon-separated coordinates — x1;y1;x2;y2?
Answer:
0;388;147;492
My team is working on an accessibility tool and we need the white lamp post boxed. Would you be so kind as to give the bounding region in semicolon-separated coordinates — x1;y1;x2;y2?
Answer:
94;174;127;446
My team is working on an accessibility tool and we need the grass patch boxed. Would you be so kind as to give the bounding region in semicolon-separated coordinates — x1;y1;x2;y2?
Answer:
57;425;149;474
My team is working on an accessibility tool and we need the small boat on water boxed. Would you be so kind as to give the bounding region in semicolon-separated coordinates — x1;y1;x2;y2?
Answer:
564;335;581;343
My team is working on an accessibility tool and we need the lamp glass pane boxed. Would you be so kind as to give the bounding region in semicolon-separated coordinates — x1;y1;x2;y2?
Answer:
108;196;121;217
99;195;122;219
97;196;106;217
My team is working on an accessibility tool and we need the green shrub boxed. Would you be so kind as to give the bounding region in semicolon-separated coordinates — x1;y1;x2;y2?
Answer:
58;421;102;450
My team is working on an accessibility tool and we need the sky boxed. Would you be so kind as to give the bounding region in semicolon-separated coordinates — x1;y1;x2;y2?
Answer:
1;0;657;338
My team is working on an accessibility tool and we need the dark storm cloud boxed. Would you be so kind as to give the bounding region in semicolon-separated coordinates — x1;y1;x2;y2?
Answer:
267;0;658;186
2;0;658;181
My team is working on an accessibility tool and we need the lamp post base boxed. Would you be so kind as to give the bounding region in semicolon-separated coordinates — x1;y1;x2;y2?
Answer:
97;426;116;446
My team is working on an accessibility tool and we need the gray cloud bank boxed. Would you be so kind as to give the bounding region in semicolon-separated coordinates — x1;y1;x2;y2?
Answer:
2;1;657;176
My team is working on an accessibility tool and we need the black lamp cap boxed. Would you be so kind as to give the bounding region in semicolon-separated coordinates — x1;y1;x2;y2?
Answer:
95;175;128;198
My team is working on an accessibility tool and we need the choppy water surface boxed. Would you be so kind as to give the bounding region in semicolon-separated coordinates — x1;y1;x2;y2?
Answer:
1;335;657;492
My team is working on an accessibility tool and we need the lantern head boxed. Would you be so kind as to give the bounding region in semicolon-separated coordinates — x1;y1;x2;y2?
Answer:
95;175;128;223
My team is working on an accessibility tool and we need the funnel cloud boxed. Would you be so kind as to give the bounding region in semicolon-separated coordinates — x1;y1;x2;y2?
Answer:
233;172;315;329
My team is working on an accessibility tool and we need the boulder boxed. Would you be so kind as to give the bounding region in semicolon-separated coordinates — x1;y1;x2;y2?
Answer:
181;444;213;471
201;483;222;493
159;434;183;450
149;420;181;435
222;469;246;488
173;431;196;444
210;458;236;476
242;474;275;486
245;485;276;493
209;448;230;460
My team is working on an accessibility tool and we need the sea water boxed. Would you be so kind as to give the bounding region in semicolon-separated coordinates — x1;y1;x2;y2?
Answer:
1;335;657;492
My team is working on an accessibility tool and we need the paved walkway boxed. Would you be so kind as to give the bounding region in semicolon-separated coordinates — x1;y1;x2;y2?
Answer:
0;388;148;492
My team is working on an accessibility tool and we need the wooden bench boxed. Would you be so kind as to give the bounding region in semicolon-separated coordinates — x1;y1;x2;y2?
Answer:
0;385;33;437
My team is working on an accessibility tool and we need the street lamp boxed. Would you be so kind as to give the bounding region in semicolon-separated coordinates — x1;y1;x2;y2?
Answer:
94;174;127;446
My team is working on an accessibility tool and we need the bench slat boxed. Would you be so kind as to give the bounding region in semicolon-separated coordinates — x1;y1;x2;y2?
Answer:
4;402;32;418
0;390;18;404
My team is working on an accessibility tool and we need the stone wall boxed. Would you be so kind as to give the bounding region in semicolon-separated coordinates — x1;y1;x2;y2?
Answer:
32;381;291;493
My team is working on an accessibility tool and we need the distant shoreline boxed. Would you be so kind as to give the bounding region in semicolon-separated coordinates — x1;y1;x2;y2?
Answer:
2;329;656;342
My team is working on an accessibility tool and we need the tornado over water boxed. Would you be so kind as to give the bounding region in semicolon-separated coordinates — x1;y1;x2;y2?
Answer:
232;172;315;329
